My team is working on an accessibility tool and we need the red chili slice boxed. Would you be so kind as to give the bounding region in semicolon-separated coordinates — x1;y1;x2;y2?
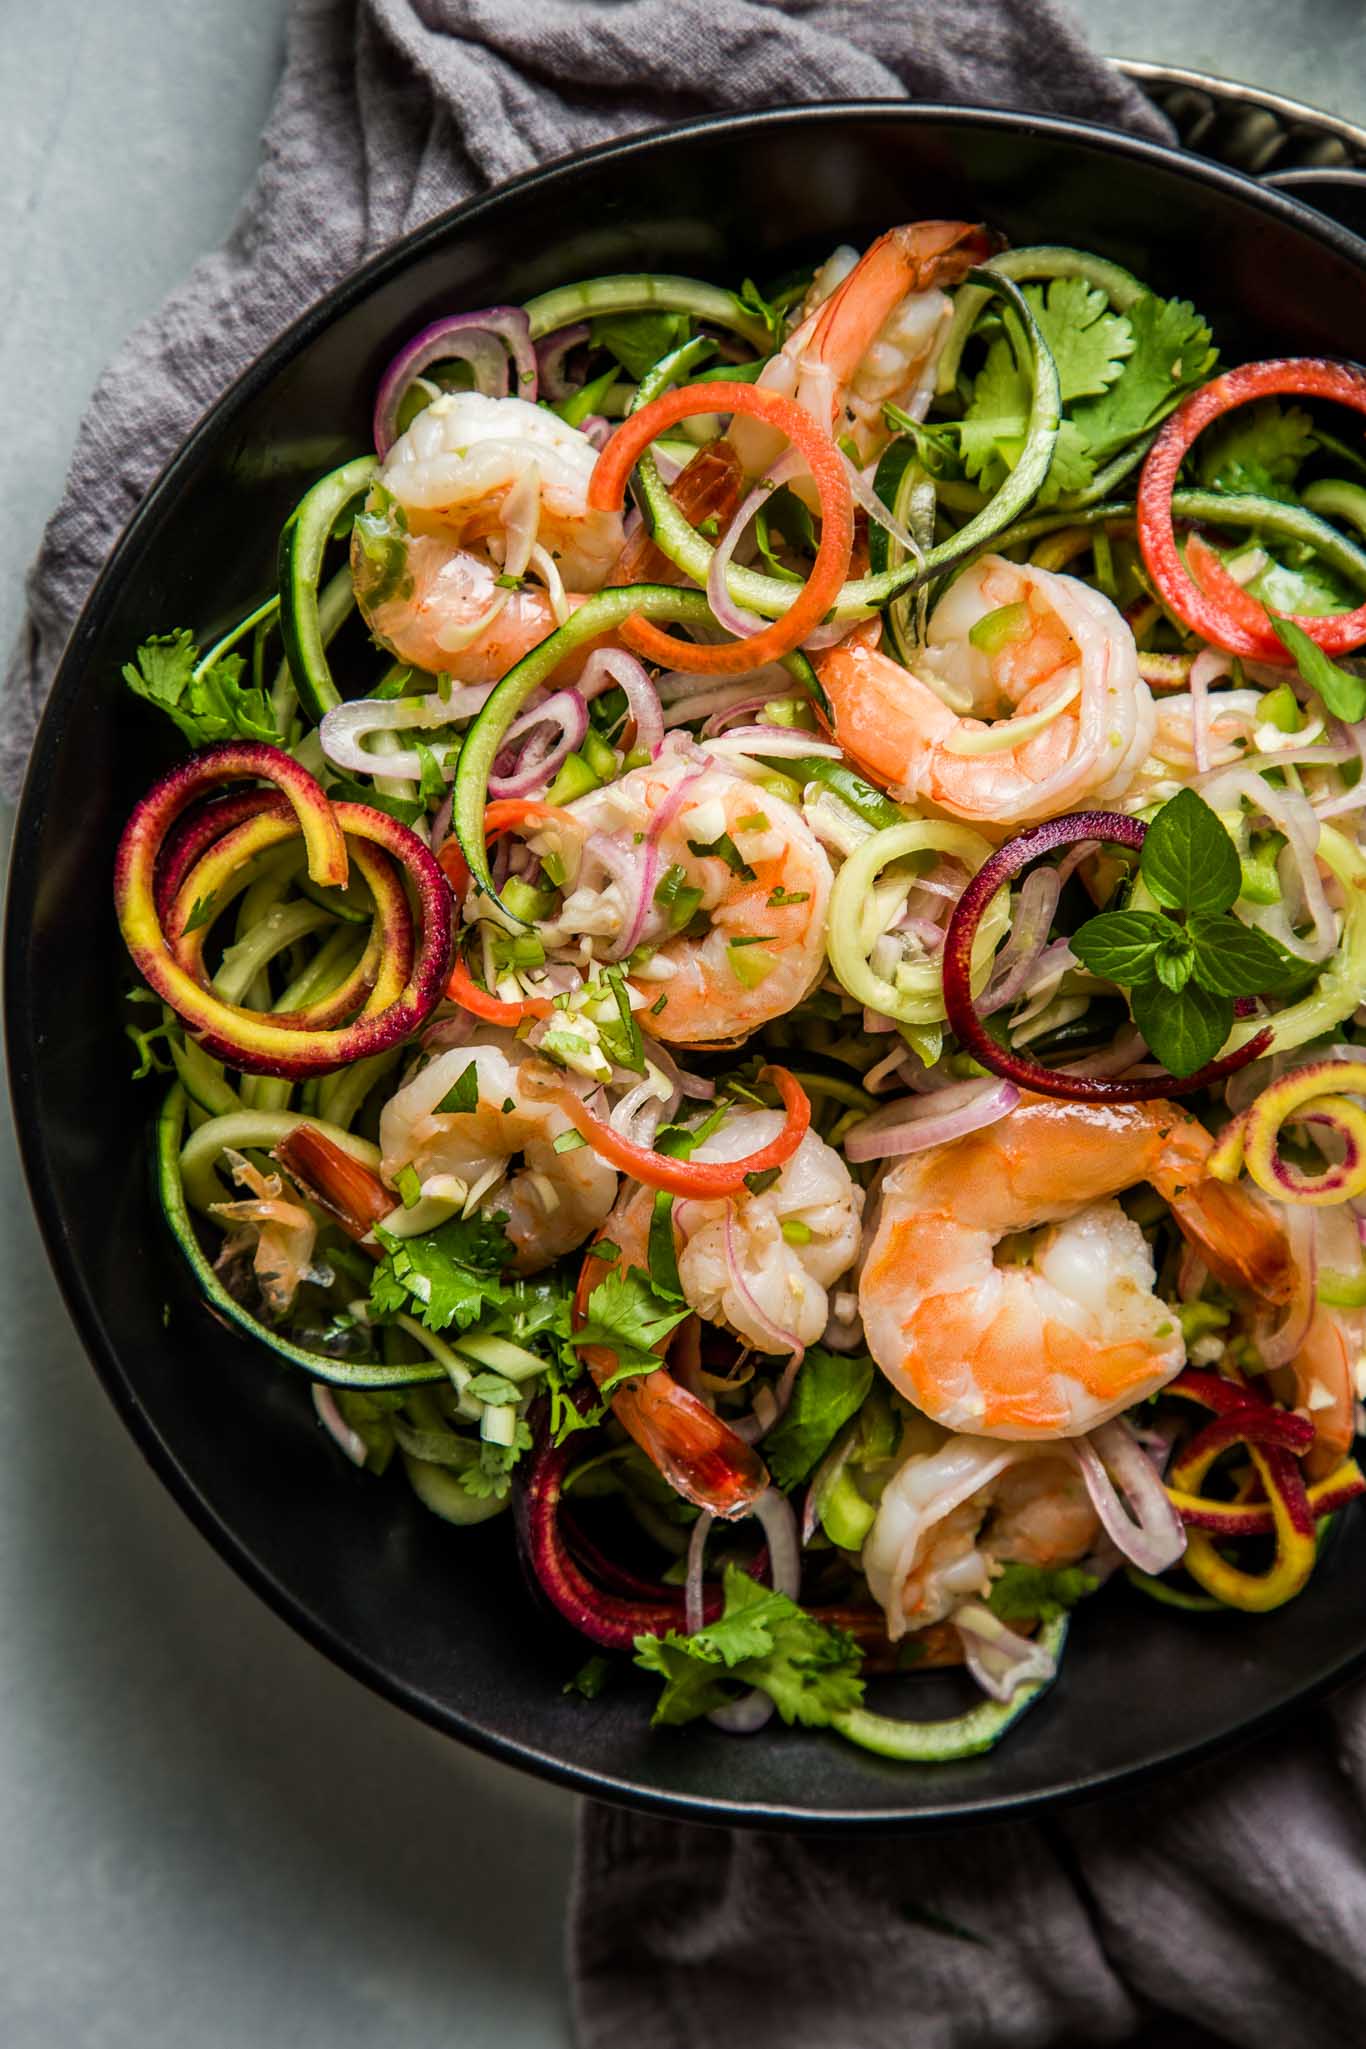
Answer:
530;1064;811;1198
1137;358;1366;660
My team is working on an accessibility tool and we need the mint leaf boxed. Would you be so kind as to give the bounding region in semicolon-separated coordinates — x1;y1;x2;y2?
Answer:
764;1348;875;1491
1140;788;1241;917
1269;616;1366;724
1197;398;1315;502
1024;277;1133;404
1070;909;1170;985
987;1564;1098;1624
571;1265;690;1391
1187;914;1302;997
1131;978;1231;1078
1153;930;1196;994
633;1564;864;1729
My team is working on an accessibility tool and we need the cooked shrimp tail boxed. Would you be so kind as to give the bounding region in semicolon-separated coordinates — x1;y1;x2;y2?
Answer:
274;1125;393;1246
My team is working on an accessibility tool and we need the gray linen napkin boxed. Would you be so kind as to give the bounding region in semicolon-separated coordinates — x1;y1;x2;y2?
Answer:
10;6;1363;2048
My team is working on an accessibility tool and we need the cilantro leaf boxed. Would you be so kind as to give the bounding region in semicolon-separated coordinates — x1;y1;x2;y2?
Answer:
1070;909;1171;985
589;310;690;383
564;1655;611;1701
986;1564;1097;1624
370;1212;514;1334
1024;277;1133;403
460;1420;533;1499
1140;787;1241;917
1131;977;1232;1078
1269;616;1366;724
1197;399;1316;502
122;630;283;750
958;336;1029;486
1068;291;1216;461
570;1265;690;1392
633;1564;864;1728
764;1347;875;1491
1186;914;1302;997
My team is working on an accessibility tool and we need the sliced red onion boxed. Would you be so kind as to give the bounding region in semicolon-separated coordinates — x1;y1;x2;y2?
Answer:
705;452;803;640
488;689;589;799
979;866;1060;1018
703;727;843;761
579;415;612;453
1061;1024;1147;1080
700;691;787;737
683;1488;800;1735
723;1208;804;1357
373;307;537;457
864;1045;911;1094
1189;648;1232;777
1257;1206;1318;1369
578;648;665;758
953;1601;1058;1704
609;1075;673;1142
320;687;495;782
843;450;924;560
642;1036;716;1102
802;616;867;653
312;1384;367;1467
1075;1419;1187;1575
685;1509;715;1635
579;830;659;963
533;322;590;401
843;1078;1021;1163
429;790;454;854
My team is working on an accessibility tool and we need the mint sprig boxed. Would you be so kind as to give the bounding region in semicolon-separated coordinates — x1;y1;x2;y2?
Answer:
1071;788;1301;1076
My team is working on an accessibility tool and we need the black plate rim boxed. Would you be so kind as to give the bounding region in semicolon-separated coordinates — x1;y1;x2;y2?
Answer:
9;98;1366;1832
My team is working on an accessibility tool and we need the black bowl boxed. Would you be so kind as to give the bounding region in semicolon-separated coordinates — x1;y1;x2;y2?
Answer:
9;104;1366;1831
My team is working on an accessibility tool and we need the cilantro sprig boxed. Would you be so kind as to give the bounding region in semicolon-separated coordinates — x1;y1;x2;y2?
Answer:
1070;788;1302;1076
122;629;283;749
570;1265;690;1393
633;1564;864;1728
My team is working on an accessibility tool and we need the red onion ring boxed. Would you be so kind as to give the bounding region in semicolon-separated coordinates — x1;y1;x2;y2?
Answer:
1075;1419;1187;1574
372;308;537;457
533;322;590;401
578;830;659;963
488;689;589;799
578;648;665;759
953;1602;1058;1704
685;1487;801;1734
941;813;1271;1101
979;866;1061;1018
312;1385;368;1466
1257;1206;1318;1368
843;1077;1021;1163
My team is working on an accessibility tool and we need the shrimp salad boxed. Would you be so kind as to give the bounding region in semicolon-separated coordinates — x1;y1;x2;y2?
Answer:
114;223;1366;1765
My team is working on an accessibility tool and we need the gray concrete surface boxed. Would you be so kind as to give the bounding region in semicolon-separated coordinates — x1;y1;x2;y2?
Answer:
2;3;1364;2044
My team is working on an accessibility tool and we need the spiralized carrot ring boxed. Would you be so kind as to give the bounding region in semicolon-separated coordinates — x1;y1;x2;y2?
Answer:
1208;1058;1366;1205
588;381;854;675
114;742;452;1078
1137;357;1366;659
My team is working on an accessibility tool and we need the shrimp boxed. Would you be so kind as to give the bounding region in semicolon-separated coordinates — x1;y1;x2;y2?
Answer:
732;220;996;473
673;1110;864;1353
862;1433;1099;1640
353;391;625;679
819;555;1156;828
210;1150;322;1319
378;1037;618;1273
577;1191;768;1517
554;753;834;1045
859;1094;1297;1439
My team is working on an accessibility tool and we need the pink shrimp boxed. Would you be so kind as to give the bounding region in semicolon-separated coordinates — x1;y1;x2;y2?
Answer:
819;555;1155;827
732;219;996;474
